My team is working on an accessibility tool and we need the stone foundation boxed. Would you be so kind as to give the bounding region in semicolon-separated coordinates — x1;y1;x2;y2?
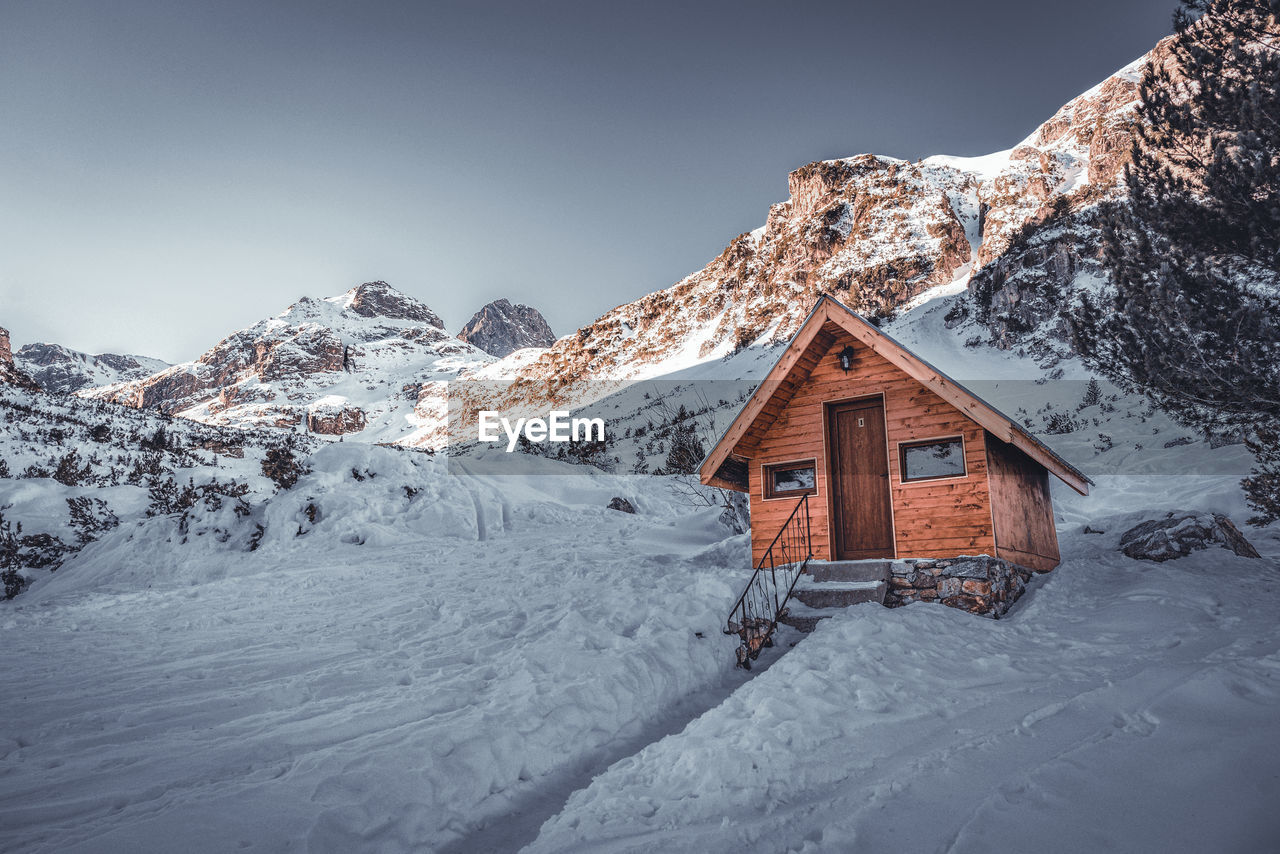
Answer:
883;555;1034;618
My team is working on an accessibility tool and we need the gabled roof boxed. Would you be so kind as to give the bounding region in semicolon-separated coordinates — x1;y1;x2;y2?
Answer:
698;295;1091;496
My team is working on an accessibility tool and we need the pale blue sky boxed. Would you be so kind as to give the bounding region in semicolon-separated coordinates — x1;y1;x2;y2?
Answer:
0;0;1174;361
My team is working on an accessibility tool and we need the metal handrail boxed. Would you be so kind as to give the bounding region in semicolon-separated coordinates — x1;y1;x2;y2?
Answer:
724;492;813;668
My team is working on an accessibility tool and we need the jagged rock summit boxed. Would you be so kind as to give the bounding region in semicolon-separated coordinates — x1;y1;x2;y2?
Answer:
457;299;556;357
90;281;490;442
341;280;444;327
15;343;169;394
0;327;40;391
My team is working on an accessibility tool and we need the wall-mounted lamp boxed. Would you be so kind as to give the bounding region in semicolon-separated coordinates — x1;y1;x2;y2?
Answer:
837;345;856;373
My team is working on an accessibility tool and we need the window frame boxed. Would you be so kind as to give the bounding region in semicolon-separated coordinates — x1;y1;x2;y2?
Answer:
761;458;819;501
897;435;968;484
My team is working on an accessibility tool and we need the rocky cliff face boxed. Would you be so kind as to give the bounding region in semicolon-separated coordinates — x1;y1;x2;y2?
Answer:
461;152;982;419
90;282;490;440
15;343;169;395
457;299;556;357
959;40;1178;357
0;327;40;391
454;43;1167;422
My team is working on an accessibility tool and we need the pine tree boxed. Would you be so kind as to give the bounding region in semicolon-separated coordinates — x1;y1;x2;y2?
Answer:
1080;378;1103;409
1069;0;1280;520
261;444;306;491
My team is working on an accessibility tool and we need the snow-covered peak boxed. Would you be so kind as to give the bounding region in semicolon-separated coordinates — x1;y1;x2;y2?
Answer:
87;282;490;443
323;281;445;328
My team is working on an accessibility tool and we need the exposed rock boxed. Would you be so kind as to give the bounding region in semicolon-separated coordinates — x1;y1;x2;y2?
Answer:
457;299;556;357
197;438;245;458
343;281;444;327
15;342;169;394
306;401;367;436
0;327;40;391
1119;512;1261;562
963;38;1180;357
607;497;636;514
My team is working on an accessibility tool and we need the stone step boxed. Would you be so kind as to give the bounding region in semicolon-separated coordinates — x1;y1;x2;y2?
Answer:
791;581;886;609
777;612;828;633
807;560;892;584
777;601;850;634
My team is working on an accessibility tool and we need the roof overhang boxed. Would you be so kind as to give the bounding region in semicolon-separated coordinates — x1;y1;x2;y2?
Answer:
698;295;1092;496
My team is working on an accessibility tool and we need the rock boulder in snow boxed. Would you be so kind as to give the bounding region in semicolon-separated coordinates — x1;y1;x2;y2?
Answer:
607;496;636;514
1119;512;1261;562
306;401;367;436
457;299;556;357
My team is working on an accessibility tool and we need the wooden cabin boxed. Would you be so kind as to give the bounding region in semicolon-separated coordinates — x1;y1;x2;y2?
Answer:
700;296;1089;575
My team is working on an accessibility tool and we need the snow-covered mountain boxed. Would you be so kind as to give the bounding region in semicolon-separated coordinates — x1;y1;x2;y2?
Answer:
77;44;1165;453
15;343;169;395
453;42;1167;427
89;281;493;443
457;299;556;357
506;46;1152;394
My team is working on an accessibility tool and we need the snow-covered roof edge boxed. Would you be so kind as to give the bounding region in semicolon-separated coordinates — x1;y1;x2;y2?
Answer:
699;295;1091;496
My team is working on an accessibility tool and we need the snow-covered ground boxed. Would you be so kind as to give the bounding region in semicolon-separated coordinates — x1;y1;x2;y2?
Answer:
0;444;760;853
526;475;1280;853
2;436;1277;852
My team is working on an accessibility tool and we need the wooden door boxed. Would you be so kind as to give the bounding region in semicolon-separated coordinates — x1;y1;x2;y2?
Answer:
827;399;894;559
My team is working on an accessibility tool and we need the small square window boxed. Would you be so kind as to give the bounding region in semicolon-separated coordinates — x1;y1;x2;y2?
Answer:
763;461;817;499
900;437;966;482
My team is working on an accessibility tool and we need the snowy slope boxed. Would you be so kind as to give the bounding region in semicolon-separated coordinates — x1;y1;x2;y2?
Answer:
0;384;317;594
2;298;1275;854
0;443;756;853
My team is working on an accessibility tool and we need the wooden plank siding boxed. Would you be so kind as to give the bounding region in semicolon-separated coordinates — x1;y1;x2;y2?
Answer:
741;327;997;567
985;432;1062;572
